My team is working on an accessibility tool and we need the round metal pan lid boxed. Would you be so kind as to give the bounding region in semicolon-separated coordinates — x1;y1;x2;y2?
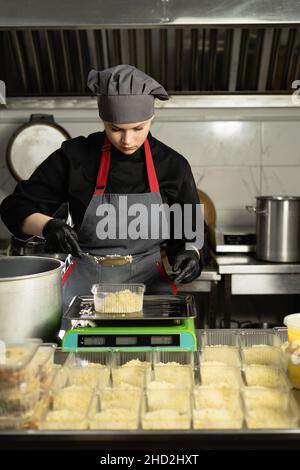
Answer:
6;115;71;181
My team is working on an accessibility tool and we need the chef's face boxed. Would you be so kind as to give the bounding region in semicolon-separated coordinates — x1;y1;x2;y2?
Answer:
103;117;153;155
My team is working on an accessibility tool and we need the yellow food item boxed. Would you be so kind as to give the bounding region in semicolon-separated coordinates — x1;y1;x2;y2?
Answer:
200;365;241;387
201;346;240;367
193;408;242;429
89;408;138;430
243;345;282;367
122;359;151;369
244;365;288;388
68;363;110;389
246;408;294;429
146;380;190;413
194;385;239;409
94;289;142;313
100;387;141;412
52;385;93;412
287;363;300;389
142;409;190;430
154;362;193;387
287;326;300;344
112;366;146;388
243;387;290;411
41;410;88;430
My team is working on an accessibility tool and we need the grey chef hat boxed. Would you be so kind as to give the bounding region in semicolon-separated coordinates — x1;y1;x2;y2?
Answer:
87;65;169;124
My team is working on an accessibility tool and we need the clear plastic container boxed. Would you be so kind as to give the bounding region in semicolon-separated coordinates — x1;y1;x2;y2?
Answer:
111;351;151;388
35;343;57;394
273;327;288;344
0;375;40;417
65;351;111;389
245;394;299;429
91;283;145;314
153;351;194;388
0;339;41;389
0;394;51;430
244;364;291;389
240;330;281;348
153;350;194;366
88;394;139;430
199;364;243;388
200;329;240;348
193;406;243;430
200;346;241;367
39;408;89;430
141;395;191;430
193;384;240;410
241;346;285;368
146;382;191;413
242;386;292;412
99;387;142;413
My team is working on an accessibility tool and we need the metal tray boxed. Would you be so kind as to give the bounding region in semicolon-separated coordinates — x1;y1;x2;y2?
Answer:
64;295;197;321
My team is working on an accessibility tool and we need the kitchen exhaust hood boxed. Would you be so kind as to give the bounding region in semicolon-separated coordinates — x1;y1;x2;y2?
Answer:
0;0;300;28
0;1;299;96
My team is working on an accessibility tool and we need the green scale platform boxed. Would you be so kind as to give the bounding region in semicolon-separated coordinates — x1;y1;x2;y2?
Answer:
62;294;197;352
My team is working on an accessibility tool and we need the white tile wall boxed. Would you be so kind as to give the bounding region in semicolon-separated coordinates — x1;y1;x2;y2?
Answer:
262;166;300;196
0;106;300;239
262;122;300;166
152;121;261;166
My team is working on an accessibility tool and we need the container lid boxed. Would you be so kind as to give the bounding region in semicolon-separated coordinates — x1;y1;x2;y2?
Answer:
283;314;300;329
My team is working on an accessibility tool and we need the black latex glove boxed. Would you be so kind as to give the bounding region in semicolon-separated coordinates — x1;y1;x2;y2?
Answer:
42;218;83;258
172;249;202;284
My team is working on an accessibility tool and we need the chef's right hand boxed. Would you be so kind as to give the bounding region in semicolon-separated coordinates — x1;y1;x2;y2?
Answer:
42;218;83;258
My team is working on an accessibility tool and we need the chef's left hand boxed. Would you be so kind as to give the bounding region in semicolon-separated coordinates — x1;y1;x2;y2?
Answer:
172;249;202;284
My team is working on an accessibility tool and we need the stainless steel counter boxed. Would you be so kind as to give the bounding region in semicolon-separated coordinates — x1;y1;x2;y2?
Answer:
214;254;300;295
177;267;221;293
215;254;300;275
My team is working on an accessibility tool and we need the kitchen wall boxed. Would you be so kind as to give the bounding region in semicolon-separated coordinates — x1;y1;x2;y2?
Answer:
0;96;300;240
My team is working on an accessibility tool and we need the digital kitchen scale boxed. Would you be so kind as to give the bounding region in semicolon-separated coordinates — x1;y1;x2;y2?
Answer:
62;295;197;352
212;226;256;253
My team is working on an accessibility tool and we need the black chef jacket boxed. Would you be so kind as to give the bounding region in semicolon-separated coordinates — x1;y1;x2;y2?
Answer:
0;131;200;264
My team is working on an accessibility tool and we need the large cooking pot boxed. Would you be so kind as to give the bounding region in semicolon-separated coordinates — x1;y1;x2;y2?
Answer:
0;256;63;342
246;196;300;262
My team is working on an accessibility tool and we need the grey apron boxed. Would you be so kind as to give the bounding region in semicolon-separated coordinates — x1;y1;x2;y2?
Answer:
62;135;177;314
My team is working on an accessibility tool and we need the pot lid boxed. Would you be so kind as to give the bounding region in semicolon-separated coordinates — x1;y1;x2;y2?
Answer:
256;196;300;201
6;114;71;181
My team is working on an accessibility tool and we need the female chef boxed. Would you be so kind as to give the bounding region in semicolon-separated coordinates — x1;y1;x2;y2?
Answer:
0;65;202;312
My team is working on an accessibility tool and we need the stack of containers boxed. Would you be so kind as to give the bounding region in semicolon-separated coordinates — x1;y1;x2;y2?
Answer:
240;330;298;429
2;329;298;431
89;352;150;430
0;339;42;429
196;330;243;429
142;351;193;430
39;352;110;430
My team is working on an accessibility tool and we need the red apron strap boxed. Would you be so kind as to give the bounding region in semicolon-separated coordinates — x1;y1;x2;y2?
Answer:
156;261;178;295
144;138;160;193
95;135;160;194
95;137;111;195
62;259;77;285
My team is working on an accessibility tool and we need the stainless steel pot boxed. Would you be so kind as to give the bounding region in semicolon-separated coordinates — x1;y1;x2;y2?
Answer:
246;196;300;262
0;256;63;342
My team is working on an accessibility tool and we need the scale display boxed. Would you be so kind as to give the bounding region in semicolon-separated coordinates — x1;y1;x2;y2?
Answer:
77;334;180;348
